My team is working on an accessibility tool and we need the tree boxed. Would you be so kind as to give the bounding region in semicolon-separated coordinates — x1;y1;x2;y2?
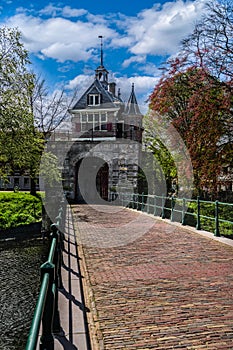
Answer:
143;115;177;194
31;76;77;139
148;0;233;198
179;0;233;83
0;27;38;183
0;27;70;195
149;65;232;196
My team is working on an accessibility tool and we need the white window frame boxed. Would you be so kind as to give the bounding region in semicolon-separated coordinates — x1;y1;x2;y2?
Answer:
80;112;108;131
88;94;100;106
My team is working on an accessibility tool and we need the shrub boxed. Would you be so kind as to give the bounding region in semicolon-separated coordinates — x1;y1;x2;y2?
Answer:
0;192;43;229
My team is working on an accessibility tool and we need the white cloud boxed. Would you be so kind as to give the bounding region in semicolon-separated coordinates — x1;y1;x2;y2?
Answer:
123;0;207;56
66;74;94;93
122;55;146;68
2;0;206;66
6;13;118;62
39;5;87;18
116;75;157;98
110;33;133;48
115;75;158;111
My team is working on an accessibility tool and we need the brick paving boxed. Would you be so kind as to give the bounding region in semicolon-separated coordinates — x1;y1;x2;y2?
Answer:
72;204;233;350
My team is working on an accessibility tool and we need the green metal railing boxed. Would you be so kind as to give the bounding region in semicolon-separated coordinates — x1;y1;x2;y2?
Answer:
110;192;233;238
25;201;65;350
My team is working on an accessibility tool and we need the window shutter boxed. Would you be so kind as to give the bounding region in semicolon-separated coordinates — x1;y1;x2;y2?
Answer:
107;122;112;131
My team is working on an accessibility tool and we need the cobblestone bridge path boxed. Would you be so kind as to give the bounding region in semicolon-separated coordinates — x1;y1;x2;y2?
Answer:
71;204;233;350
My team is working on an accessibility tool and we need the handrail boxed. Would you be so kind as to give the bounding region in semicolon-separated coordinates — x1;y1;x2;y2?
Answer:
25;200;66;350
26;274;49;349
112;192;233;238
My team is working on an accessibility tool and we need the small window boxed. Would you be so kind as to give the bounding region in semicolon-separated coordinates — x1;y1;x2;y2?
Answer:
88;94;100;106
14;178;19;187
101;113;107;122
100;113;107;130
88;114;94;122
81;115;87;122
24;178;30;187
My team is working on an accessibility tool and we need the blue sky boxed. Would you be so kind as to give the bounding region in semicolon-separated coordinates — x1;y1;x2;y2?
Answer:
0;0;207;107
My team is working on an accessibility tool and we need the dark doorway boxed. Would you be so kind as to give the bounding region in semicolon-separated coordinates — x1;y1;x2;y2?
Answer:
75;157;109;203
116;122;124;138
96;162;109;200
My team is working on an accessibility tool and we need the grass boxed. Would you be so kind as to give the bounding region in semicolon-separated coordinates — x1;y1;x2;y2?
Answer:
0;192;43;230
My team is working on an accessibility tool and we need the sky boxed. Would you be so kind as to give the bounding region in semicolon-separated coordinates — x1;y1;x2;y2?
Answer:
0;0;208;108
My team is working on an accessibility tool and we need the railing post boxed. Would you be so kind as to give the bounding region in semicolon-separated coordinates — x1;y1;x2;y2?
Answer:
215;200;220;237
196;196;201;230
141;192;144;212
153;195;157;216
147;195;150;214
50;225;62;335
182;198;186;225
51;224;63;289
40;262;55;350
171;196;174;222
136;193;139;211
161;194;165;219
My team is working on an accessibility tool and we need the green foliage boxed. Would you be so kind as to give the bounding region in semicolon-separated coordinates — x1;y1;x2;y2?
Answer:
187;200;233;238
0;27;49;195
0;26;40;182
39;151;62;187
0;192;43;229
143;113;178;194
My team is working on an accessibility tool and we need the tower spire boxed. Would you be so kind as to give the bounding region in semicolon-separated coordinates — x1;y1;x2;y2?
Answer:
95;35;108;87
125;83;141;115
98;35;103;66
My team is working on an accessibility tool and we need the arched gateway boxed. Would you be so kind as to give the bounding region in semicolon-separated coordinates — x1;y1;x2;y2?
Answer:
75;157;109;203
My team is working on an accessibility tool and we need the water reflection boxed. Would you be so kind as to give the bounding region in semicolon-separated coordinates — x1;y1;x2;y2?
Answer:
0;239;49;350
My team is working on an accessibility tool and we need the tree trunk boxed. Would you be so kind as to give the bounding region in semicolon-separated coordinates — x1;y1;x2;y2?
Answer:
30;176;37;196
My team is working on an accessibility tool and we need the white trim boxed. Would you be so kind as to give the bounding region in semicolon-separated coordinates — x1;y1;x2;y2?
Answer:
70;108;119;113
71;137;116;141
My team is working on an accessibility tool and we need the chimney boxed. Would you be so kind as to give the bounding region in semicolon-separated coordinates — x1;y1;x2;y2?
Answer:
108;82;116;96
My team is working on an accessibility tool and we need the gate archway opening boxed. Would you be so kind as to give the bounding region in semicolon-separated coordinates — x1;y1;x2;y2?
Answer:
75;157;109;203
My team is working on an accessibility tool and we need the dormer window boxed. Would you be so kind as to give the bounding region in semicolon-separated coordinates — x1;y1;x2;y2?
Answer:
88;94;101;106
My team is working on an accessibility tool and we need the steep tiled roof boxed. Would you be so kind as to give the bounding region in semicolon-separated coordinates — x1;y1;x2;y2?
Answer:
71;78;121;110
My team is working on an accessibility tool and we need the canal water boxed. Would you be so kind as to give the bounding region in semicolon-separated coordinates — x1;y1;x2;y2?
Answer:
0;238;49;350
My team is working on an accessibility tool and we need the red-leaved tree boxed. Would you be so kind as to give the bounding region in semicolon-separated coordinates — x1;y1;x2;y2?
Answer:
149;66;232;196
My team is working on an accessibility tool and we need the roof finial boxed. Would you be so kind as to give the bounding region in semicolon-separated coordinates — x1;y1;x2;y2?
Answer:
132;82;134;91
98;35;103;66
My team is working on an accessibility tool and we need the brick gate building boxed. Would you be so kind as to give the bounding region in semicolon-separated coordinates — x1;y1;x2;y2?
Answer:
59;47;143;202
